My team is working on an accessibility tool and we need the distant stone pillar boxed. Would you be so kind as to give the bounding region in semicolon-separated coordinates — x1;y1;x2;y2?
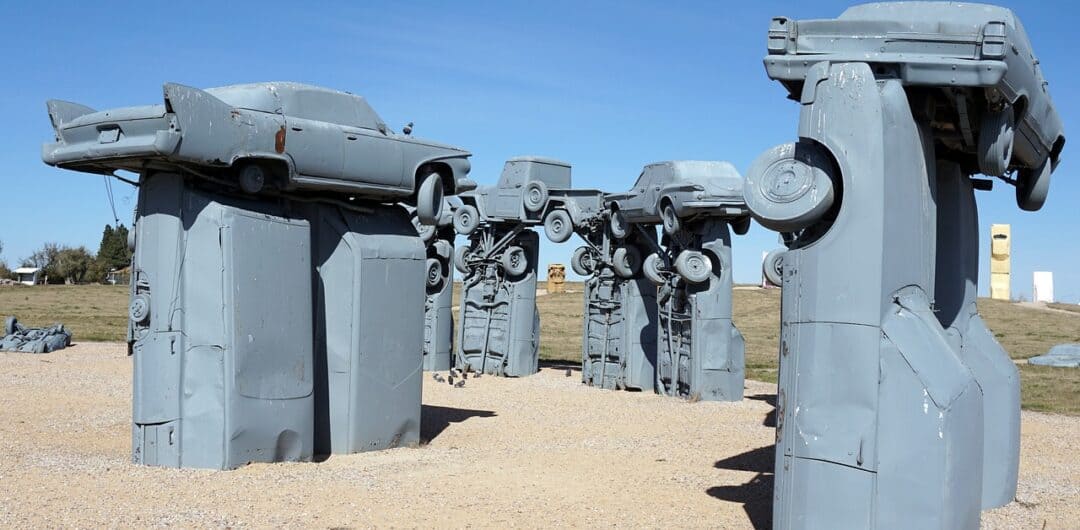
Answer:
990;224;1011;301
547;264;566;293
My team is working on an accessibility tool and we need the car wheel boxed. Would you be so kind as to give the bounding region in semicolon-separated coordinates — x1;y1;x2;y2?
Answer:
612;246;642;278
425;257;445;290
453;204;480;235
1016;158;1051;212
417;222;436;243
544;209;573;243
674;250;711;284
643;252;666;286
661;202;681;236
979;107;1015;177
237;164;266;194
609;210;629;239
571;246;596;277
454;245;472;275
744;142;836;233
416;172;444;225
731;216;751;236
4;316;16;336
763;248;785;287
523;180;549;213
501;245;529;277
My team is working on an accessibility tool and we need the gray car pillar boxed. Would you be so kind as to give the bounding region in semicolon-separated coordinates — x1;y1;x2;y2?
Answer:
934;161;1020;509
748;62;984;529
310;203;425;455
456;227;539;377
655;219;745;401
423;231;455;372
130;172;315;470
580;227;658;391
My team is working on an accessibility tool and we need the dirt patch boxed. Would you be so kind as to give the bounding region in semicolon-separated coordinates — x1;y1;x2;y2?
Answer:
0;343;1076;527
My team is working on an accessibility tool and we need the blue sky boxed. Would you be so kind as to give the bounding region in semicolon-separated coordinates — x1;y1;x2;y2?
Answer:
0;1;1076;301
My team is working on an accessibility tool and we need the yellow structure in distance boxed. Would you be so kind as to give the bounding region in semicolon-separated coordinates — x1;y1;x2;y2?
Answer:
990;224;1011;301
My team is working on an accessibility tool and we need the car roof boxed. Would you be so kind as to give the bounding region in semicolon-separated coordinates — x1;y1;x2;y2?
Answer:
206;82;385;131
838;2;1017;32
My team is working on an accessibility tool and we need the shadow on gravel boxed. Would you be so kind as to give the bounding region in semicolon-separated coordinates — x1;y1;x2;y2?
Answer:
746;393;777;428
710;443;775;529
420;404;496;443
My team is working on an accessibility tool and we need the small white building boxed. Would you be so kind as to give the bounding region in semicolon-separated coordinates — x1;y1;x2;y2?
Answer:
1033;271;1054;303
14;267;42;286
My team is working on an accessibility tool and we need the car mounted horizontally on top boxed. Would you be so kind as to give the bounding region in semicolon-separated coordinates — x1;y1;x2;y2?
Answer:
605;160;750;240
764;2;1065;211
451;156;607;244
746;3;1066;528
42;82;473;223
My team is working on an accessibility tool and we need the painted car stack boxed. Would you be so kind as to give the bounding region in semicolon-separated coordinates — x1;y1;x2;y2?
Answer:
41;3;1065;528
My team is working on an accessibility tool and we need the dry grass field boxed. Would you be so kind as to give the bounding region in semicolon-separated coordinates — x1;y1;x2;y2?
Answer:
1;282;1078;414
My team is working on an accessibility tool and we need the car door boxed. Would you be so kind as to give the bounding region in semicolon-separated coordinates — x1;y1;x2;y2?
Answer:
342;127;404;188
285;117;343;179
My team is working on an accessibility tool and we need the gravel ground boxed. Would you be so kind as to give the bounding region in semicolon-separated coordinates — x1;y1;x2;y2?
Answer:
0;343;1076;528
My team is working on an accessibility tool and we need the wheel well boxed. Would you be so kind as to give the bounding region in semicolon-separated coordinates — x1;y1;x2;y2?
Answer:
1011;94;1028;122
1050;135;1065;170
416;162;454;196
233;157;289;186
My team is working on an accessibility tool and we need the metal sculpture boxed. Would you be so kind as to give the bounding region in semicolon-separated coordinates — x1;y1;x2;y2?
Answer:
43;82;471;468
608;161;750;401
746;4;1063;527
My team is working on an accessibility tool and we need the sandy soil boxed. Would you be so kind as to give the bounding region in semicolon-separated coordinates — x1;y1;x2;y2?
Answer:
0;343;1076;528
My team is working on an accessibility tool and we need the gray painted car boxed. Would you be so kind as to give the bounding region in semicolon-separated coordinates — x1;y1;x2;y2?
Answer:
605;161;750;237
765;2;1066;210
42;82;472;222
451;156;605;243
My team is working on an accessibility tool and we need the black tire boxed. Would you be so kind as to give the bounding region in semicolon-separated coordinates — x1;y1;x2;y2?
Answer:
454;245;471;275
453;204;480;235
609;210;629;239
674;250;711;284
501;245;528;277
661;202;681;236
544;209;573;243
979;107;1015;177
643;253;666;286
612;246;642;278
4;316;16;336
763;248;785;287
523;180;549;213
237;164;266;194
571;247;596;276
1016;158;1051;212
416;172;444;225
425;258;444;290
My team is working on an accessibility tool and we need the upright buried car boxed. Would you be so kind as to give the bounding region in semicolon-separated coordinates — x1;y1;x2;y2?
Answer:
764;2;1065;210
42;82;472;222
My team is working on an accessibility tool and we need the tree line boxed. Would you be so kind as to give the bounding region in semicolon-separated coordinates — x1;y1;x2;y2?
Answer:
0;225;133;284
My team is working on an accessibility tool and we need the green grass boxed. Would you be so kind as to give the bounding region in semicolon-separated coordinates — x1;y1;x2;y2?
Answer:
3;282;1078;415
